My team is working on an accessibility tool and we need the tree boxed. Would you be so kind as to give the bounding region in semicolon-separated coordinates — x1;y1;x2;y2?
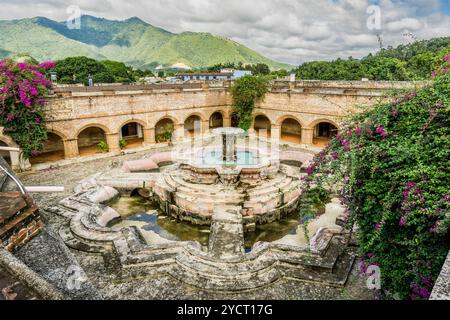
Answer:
101;60;135;83
55;56;114;85
230;75;268;130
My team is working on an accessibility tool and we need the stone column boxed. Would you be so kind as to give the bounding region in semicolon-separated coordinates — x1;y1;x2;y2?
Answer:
223;117;231;128
63;139;79;159
143;128;155;145
106;133;120;152
271;125;281;143
201;120;210;134
9;151;21;171
301;128;314;145
173;124;185;143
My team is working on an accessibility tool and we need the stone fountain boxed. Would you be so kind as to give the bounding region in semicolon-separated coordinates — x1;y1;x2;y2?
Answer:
46;129;356;294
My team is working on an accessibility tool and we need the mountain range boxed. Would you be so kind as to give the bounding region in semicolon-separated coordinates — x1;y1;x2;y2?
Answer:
0;15;291;70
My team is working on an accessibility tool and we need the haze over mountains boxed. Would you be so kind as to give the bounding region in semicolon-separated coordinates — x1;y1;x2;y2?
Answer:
0;15;291;70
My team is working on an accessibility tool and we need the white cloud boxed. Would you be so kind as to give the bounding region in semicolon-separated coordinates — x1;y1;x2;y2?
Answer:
0;0;448;65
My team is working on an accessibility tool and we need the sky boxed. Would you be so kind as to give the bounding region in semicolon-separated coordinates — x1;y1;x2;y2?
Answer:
0;0;449;65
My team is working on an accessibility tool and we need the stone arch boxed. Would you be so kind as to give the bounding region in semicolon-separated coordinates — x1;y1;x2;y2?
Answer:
276;115;306;128
307;118;340;131
279;117;303;144
76;123;112;138
253;114;272;138
209;111;224;129
309;120;339;147
77;126;108;156
151;115;180;129
183;112;206;123
30;131;66;164
155;117;175;143
184;114;202;137
117;119;148;134
118;120;146;149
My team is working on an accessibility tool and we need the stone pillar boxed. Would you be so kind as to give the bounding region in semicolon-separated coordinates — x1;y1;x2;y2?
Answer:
173;124;185;143
271;125;281;142
63;139;79;159
143;128;155;145
223;117;231;128
201;120;210;134
9;151;21;171
106;133;120;152
301;128;314;145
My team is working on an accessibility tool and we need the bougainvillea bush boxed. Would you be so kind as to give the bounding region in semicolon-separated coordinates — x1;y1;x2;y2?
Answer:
304;57;450;300
0;59;55;159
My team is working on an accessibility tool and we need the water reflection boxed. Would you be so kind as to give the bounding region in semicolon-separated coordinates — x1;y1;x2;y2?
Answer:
110;196;210;246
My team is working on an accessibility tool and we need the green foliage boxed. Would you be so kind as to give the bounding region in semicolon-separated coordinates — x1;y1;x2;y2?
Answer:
304;62;450;299
230;75;268;131
55;56;110;85
377;37;450;61
0;59;54;159
101;60;135;83
299;187;330;221
96;141;109;152
156;123;174;143
119;139;128;149
53;56;153;85
294;37;450;81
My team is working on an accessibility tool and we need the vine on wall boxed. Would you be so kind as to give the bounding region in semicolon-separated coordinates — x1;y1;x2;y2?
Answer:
230;75;268;131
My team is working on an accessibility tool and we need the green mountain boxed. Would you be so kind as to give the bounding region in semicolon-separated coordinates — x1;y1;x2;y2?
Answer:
0;15;290;70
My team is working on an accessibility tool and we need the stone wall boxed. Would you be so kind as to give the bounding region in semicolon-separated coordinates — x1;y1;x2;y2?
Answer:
0;80;424;165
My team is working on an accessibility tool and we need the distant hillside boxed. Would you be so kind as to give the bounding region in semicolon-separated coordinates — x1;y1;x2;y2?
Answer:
0;15;290;70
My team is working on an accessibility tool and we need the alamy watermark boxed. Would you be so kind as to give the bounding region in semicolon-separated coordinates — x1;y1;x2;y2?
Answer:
66;5;82;30
47;265;87;291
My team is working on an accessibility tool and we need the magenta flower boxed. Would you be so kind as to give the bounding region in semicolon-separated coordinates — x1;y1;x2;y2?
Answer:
331;153;339;160
444;55;450;62
375;126;387;137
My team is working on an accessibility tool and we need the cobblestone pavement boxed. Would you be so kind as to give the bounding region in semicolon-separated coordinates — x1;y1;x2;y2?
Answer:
17;147;379;300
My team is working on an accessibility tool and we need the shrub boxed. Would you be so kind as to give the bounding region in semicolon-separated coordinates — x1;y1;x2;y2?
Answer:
119;139;128;149
97;141;109;152
0;59;54;159
303;58;450;300
156;123;174;143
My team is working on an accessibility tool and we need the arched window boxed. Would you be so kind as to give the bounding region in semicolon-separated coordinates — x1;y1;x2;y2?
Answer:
120;122;144;149
314;122;338;147
254;115;271;138
78;127;107;156
155;118;175;143
281;118;302;144
209;112;224;129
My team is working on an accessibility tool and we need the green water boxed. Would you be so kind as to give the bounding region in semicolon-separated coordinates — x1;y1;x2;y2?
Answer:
244;214;302;250
109;187;330;250
110;196;210;246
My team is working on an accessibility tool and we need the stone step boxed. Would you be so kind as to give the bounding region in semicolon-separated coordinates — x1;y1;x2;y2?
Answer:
208;206;245;259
